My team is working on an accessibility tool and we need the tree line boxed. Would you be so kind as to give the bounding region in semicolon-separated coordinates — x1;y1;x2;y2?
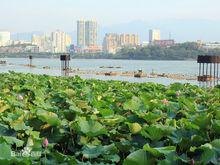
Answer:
1;42;220;60
73;42;220;60
113;42;220;60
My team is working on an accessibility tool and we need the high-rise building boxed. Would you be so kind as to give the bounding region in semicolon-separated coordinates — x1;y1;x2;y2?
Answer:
120;34;139;47
149;29;161;43
0;31;10;46
77;20;98;49
32;34;52;52
103;33;120;54
85;21;97;47
103;33;139;54
51;30;72;53
77;20;86;48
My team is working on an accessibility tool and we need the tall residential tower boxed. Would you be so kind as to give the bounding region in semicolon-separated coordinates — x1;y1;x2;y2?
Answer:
51;30;72;53
149;29;161;43
85;21;97;47
77;20;86;48
103;33;140;54
0;31;10;46
77;20;98;48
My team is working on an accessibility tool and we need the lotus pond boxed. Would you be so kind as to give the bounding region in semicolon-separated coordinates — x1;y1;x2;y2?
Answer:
0;72;220;165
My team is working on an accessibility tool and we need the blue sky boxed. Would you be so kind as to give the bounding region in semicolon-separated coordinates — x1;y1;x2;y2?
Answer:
1;0;219;32
1;0;220;42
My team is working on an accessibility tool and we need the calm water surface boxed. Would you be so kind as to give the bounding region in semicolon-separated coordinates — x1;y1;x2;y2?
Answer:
0;58;199;85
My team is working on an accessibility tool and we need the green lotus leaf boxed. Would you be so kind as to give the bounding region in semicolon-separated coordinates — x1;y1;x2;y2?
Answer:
0;142;12;160
142;125;175;141
0;124;14;136
36;109;61;126
0;72;219;164
81;144;118;161
64;89;76;98
99;109;114;117
141;112;164;123
210;139;220;153
123;96;144;112
197;143;217;164
123;149;155;165
214;110;220;120
50;151;77;164
128;123;142;134
212;120;220;135
157;153;189;165
10;119;30;131
143;144;176;157
0;136;24;147
193;113;212;130
195;139;220;164
0;104;10;113
77;117;107;137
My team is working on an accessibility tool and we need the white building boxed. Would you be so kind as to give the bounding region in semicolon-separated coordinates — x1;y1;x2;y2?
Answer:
77;20;98;49
0;31;10;46
141;41;149;47
149;29;160;43
103;33;120;54
77;20;86;48
202;42;220;49
85;20;98;47
32;34;53;52
51;30;72;53
103;33;140;54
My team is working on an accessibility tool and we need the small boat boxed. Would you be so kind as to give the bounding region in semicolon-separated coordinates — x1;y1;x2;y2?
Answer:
134;73;145;78
104;72;117;76
43;66;51;69
100;66;122;69
0;61;7;65
134;69;145;78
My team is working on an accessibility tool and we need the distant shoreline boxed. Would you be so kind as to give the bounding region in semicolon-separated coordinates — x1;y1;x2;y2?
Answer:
1;42;220;61
0;54;196;61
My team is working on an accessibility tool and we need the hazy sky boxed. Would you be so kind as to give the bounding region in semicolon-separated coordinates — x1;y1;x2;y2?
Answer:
1;0;219;33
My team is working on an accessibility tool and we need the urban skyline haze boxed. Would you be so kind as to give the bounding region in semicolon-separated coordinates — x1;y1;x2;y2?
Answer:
1;0;220;42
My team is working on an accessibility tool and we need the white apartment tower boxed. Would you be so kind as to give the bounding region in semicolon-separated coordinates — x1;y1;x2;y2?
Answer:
77;20;86;48
0;31;11;46
85;21;97;47
77;20;98;48
51;30;72;53
32;34;52;52
149;29;161;43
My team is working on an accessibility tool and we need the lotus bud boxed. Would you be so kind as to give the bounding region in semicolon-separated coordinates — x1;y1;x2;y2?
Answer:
176;91;181;97
43;138;49;148
162;99;169;104
17;94;24;101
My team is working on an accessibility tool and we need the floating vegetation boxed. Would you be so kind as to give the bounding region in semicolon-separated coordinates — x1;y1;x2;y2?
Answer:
0;72;219;164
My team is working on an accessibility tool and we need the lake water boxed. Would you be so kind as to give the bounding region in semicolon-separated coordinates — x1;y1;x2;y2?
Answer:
0;58;201;85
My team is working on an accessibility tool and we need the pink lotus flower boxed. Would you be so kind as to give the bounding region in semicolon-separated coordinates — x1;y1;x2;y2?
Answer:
17;94;24;101
43;138;49;148
176;91;181;97
162;99;169;104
